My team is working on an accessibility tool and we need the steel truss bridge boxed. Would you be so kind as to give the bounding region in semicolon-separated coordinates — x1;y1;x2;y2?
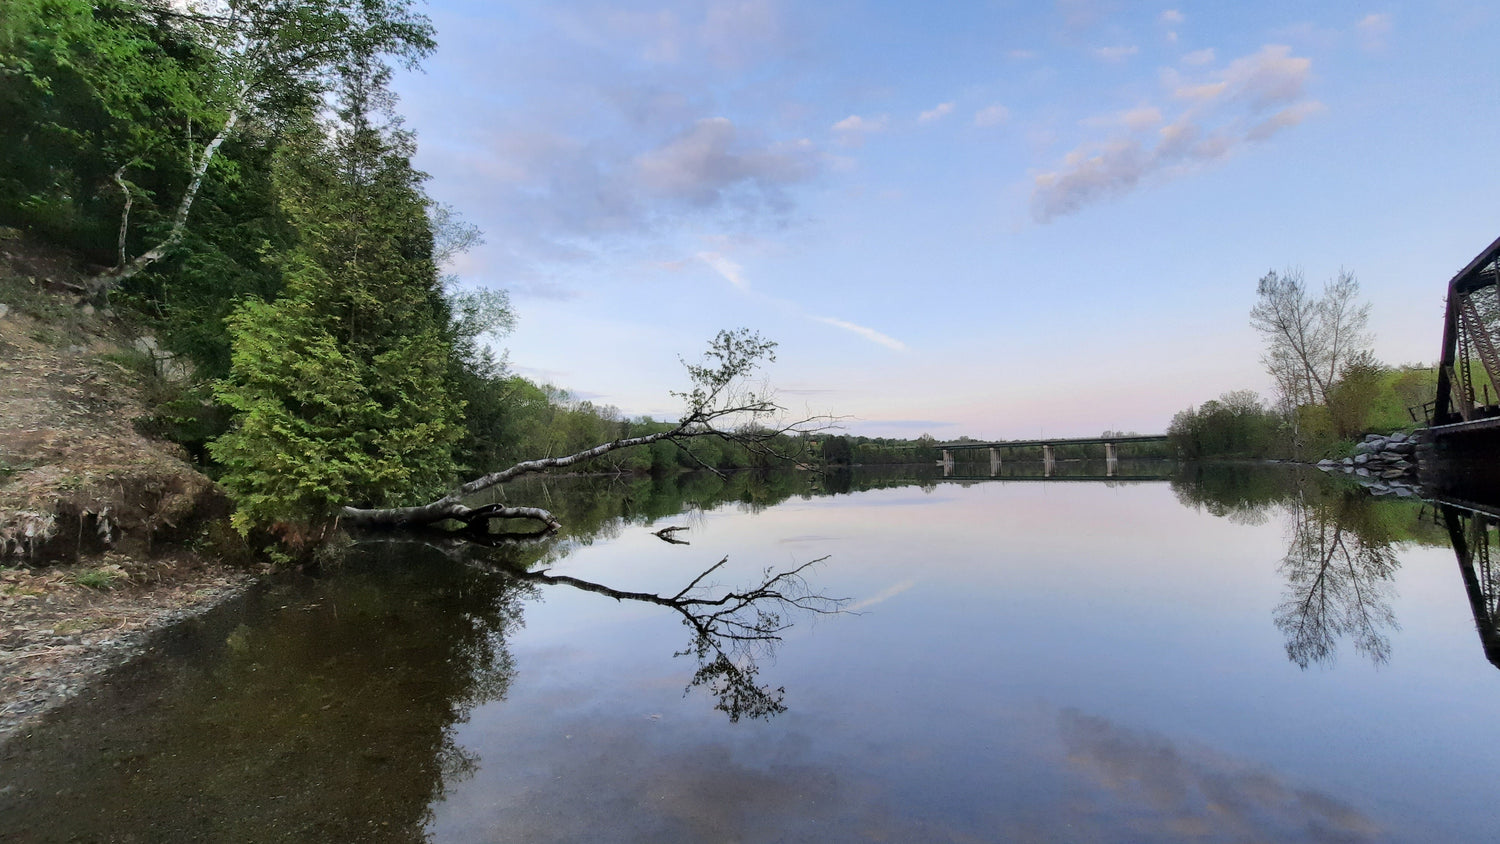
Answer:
1435;235;1500;428
1426;236;1500;499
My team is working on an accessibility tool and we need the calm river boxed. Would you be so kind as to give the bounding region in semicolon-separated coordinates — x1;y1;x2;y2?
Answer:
3;463;1498;842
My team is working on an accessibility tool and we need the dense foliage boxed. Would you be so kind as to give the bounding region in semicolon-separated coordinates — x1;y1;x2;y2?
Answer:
209;77;464;535
1167;391;1285;460
1;0;831;540
1167;362;1439;462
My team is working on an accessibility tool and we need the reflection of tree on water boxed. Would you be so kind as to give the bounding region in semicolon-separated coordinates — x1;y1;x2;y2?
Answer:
1274;492;1401;669
1169;462;1314;526
526;557;840;722
1171;465;1408;669
1440;505;1500;670
0;542;532;842
1177;465;1500;673
0;530;844;841
449;533;846;722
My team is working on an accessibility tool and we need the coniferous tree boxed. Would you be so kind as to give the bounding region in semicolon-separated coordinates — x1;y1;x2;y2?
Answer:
210;58;460;539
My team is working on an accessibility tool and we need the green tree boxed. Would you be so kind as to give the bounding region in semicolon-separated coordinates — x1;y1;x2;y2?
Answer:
86;0;435;290
820;435;853;466
1167;390;1282;459
0;0;210;256
1326;351;1387;439
210;63;460;539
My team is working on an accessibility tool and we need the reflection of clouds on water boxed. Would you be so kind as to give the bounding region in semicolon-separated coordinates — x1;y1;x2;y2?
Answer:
1058;709;1382;843
844;579;916;613
777;534;840;543
428;718;948;842
435;700;1391;842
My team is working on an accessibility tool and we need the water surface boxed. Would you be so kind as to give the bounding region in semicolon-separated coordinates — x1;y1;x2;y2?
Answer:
2;464;1497;842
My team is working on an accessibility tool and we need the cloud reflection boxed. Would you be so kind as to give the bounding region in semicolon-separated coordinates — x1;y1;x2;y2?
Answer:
1059;709;1383;842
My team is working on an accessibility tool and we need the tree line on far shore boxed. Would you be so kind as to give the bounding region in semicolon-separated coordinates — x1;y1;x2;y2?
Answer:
1168;269;1443;461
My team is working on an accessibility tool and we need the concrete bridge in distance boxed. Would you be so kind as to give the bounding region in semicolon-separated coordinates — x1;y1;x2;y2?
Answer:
934;434;1169;476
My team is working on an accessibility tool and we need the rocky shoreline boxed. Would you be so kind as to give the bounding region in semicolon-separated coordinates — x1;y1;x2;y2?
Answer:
1316;430;1424;497
0;558;254;747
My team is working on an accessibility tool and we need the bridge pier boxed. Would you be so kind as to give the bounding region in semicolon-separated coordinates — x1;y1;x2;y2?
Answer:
1105;442;1118;477
925;434;1168;475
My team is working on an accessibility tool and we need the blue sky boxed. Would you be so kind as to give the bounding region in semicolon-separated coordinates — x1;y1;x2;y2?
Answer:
393;0;1500;439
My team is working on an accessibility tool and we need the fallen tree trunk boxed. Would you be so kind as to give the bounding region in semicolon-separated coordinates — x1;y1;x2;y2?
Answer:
340;328;834;534
341;427;699;530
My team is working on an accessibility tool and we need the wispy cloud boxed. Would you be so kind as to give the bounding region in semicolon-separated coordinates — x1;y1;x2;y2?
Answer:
812;316;909;351
918;102;955;123
394;2;828;287
1245;100;1326;141
1212;44;1313;109
1159;8;1183;42
1032;44;1320;222
832;113;889;146
697;252;908;351
1181;47;1215;66
636;117;820;206
1083;106;1162;131
1093;45;1140;62
1356;12;1392;51
696;251;749;290
974;104;1010;127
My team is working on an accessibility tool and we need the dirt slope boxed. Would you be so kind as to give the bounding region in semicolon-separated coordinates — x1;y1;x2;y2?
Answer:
0;232;255;744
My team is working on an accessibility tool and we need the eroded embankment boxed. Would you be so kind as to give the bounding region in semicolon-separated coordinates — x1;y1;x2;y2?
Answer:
0;236;256;744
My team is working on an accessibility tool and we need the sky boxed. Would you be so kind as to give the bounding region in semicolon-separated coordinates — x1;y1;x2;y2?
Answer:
392;0;1500;439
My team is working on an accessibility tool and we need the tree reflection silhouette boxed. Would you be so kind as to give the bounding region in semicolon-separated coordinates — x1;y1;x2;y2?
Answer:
468;545;845;722
0;533;845;841
1170;465;1407;670
1274;493;1401;668
1169;463;1299;526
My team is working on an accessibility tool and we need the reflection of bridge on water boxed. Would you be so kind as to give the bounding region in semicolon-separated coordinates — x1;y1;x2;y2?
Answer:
937;466;1172;483
933;434;1169;477
1440;500;1500;671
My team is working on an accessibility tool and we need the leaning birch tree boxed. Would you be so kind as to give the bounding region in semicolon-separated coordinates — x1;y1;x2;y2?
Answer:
92;0;435;292
341;329;832;533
